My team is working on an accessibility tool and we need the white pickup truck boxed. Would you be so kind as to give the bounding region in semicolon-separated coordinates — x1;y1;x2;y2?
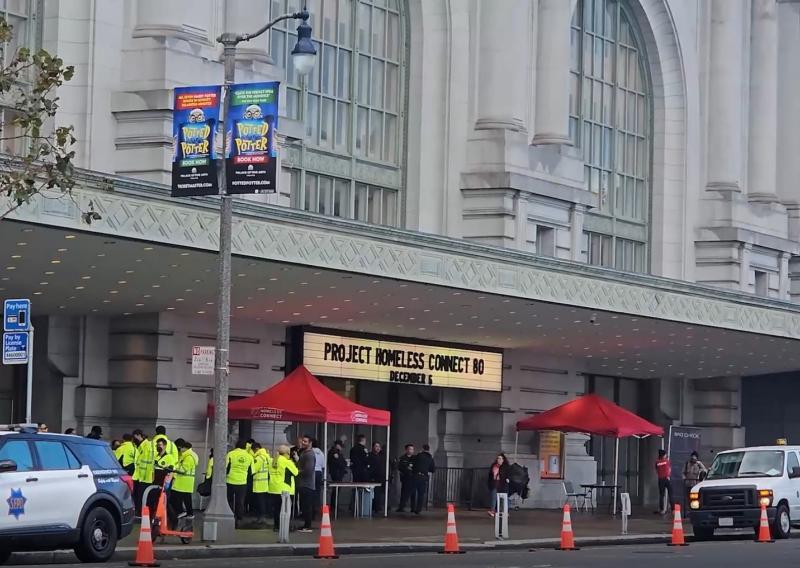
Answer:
688;445;800;540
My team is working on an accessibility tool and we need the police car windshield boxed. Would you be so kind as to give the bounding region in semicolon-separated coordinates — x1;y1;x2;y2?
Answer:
706;450;785;479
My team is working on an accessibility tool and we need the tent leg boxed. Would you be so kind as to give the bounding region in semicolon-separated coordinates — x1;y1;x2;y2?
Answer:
323;422;328;506
203;416;210;471
514;431;519;464
272;420;276;454
613;438;619;516
385;424;391;518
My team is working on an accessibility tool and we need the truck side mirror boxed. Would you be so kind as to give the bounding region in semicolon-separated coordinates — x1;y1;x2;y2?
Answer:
790;467;800;479
0;459;18;473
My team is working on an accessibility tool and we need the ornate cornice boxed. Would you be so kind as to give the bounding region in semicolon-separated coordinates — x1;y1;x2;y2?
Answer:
6;168;800;340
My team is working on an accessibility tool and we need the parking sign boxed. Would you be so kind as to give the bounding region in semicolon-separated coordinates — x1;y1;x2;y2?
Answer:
3;332;29;365
4;299;30;332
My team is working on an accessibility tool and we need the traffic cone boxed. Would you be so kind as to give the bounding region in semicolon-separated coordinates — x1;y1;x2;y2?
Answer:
756;504;774;543
556;504;579;551
129;506;160;567
439;503;465;554
314;505;339;559
667;504;688;547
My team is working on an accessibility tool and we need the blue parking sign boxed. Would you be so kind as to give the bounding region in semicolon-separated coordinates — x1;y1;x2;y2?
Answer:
3;332;28;365
4;299;30;332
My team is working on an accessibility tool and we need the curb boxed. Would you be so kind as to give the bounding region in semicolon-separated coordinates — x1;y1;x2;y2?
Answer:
9;533;674;564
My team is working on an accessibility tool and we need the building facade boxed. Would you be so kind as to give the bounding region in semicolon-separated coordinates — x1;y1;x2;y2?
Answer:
2;0;800;507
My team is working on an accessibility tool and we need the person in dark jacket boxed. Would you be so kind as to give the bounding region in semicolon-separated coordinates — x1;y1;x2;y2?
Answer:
396;444;415;513
367;442;386;514
297;435;316;532
487;453;510;517
327;440;347;511
86;425;103;440
349;434;370;481
411;444;435;515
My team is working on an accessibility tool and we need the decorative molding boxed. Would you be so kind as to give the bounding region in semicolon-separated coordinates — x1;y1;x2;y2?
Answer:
8;169;800;341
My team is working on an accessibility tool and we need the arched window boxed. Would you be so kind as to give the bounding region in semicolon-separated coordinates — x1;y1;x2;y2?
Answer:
270;0;403;227
570;0;651;273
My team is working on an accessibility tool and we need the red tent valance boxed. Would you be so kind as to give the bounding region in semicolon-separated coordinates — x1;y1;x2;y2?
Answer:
207;365;391;426
515;394;663;438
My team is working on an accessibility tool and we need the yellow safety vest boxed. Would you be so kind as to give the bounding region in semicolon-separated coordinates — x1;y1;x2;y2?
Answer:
155;451;177;471
173;449;198;494
205;456;213;479
251;449;272;494
115;441;136;467
133;439;154;484
267;454;298;496
226;448;254;486
153;434;179;463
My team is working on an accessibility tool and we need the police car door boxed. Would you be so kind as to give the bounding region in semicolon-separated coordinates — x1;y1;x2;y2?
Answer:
0;438;42;530
31;440;94;530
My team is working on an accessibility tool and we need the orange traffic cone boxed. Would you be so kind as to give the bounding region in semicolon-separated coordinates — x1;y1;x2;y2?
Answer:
556;504;579;551
667;504;688;547
129;506;160;567
439;503;465;554
756;504;774;543
314;505;339;559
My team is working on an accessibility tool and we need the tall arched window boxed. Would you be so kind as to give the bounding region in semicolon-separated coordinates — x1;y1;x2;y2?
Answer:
270;0;404;227
570;0;651;273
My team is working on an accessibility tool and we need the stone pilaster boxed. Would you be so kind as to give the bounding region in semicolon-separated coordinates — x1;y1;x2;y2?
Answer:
532;0;572;145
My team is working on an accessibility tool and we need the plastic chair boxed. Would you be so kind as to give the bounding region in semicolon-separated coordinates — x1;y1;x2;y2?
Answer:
563;481;589;512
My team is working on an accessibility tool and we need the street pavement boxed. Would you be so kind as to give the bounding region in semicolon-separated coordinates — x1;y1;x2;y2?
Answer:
7;540;800;567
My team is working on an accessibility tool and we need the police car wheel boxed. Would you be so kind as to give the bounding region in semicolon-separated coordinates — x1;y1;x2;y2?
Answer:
74;506;118;563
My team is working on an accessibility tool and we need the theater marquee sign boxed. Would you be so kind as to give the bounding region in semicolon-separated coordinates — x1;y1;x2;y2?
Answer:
302;331;503;392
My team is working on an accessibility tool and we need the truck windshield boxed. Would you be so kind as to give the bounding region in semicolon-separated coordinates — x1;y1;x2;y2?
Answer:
706;450;785;479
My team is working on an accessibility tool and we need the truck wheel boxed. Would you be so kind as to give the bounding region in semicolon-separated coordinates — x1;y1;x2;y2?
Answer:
772;503;791;539
693;526;714;541
74;506;118;563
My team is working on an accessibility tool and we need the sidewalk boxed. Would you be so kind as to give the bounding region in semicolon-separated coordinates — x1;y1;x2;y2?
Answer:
12;507;685;564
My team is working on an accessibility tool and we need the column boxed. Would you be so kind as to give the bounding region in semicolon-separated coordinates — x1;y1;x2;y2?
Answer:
474;0;529;132
777;1;800;207
706;0;745;192
747;0;779;201
532;0;572;145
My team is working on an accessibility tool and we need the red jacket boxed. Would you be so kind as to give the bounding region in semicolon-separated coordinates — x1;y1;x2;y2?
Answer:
655;458;671;480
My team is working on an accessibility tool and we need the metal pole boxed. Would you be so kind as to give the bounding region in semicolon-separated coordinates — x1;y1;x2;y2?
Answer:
513;430;519;464
25;326;33;424
202;37;237;543
613;438;619;516
323;422;328;506
384;424;390;518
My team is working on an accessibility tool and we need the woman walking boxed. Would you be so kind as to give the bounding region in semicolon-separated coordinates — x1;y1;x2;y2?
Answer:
487;453;510;517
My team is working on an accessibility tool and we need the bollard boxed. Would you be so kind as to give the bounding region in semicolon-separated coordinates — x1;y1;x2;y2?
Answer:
494;492;509;540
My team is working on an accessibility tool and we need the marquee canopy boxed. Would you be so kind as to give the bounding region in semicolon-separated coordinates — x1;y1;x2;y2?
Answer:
515;393;663;438
207;365;391;426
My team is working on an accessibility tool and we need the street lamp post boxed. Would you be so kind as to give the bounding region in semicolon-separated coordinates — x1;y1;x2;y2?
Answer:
203;9;316;543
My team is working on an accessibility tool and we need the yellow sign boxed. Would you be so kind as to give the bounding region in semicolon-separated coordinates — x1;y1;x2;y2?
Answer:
539;430;564;479
302;331;503;391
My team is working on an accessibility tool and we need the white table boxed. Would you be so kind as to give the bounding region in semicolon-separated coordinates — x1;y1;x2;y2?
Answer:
328;482;382;519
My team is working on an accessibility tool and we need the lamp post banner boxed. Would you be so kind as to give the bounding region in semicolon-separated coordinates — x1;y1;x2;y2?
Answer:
225;81;280;194
171;85;222;197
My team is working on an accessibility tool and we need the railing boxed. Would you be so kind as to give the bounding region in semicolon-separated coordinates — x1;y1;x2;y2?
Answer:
428;467;483;510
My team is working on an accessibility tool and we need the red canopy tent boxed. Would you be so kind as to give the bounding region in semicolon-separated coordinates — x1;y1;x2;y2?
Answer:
207;366;392;516
515;394;663;514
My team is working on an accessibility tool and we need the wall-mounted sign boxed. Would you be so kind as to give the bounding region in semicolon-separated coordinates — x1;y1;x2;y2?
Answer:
539;430;564;480
302;331;503;391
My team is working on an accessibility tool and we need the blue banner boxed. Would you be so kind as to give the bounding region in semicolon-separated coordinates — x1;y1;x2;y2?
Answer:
171;85;221;197
225;81;279;194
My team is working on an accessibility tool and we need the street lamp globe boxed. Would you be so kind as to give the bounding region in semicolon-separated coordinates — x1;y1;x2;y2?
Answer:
291;14;317;77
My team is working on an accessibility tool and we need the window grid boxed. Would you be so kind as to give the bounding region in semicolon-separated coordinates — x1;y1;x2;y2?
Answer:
571;0;650;273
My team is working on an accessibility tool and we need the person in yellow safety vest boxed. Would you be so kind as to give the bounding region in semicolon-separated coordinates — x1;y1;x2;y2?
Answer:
115;433;136;476
205;450;213;480
153;425;179;464
152;438;177;520
250;442;272;523
132;429;155;517
171;438;198;527
226;440;254;524
268;444;298;533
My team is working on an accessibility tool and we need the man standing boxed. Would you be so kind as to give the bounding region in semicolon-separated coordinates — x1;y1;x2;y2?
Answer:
86;425;103;440
131;429;154;517
297;435;316;532
226;440;254;524
115;434;136;475
412;444;435;515
153;425;179;464
349;434;370;482
682;451;707;506
368;441;387;515
396;444;415;513
327;440;347;511
250;442;272;524
312;438;325;520
655;449;674;514
171;439;198;527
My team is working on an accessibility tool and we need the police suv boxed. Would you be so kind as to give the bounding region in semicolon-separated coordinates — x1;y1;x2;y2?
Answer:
688;443;800;540
0;425;135;563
